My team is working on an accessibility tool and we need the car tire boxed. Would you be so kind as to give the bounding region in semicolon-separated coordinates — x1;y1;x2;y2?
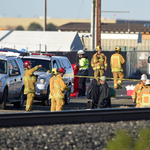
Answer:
0;88;8;110
65;89;70;105
42;86;51;106
14;88;24;108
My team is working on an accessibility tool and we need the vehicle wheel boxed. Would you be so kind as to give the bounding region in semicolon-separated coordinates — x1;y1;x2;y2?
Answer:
65;89;70;105
0;88;8;110
14;88;24;108
42;86;51;106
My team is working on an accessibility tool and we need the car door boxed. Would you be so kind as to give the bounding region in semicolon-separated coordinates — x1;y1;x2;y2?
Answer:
11;59;23;98
8;60;16;99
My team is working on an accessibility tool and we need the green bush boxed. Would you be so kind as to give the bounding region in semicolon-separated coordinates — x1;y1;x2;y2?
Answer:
105;128;150;150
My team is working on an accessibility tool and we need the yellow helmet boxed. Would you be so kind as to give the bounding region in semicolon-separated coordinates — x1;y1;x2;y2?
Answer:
96;45;101;51
115;47;121;51
51;68;57;74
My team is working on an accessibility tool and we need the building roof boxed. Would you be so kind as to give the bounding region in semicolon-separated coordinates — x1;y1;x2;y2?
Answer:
0;31;83;52
57;21;150;33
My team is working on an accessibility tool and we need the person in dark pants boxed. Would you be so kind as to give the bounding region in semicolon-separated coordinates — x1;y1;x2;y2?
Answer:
76;50;89;97
98;76;111;108
87;78;100;109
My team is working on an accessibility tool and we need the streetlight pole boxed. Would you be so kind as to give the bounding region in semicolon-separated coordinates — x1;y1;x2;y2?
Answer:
43;0;47;31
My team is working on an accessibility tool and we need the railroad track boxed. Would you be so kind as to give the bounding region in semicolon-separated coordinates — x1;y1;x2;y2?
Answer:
0;108;150;127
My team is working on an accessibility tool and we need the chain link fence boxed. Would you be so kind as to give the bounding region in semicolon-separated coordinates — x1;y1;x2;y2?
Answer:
126;51;150;79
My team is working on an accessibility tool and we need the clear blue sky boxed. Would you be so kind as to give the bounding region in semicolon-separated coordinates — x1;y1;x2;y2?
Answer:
0;0;149;21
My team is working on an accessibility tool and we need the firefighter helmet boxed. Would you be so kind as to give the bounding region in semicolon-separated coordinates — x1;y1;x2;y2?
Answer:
141;74;147;81
96;45;101;51
77;50;85;55
115;47;121;51
58;67;66;74
51;68;58;74
24;61;32;68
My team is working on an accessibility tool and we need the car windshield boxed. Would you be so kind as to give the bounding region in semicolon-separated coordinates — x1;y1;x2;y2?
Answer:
0;60;7;74
22;58;51;72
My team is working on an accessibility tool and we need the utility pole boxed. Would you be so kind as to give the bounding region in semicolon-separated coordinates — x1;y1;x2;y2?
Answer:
97;0;101;46
43;0;47;31
92;0;96;50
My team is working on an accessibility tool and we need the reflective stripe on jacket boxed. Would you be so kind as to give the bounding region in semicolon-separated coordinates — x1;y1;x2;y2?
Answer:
53;75;69;99
91;53;107;70
132;82;144;103
49;75;55;99
79;57;89;70
23;66;39;94
110;53;125;72
139;85;150;107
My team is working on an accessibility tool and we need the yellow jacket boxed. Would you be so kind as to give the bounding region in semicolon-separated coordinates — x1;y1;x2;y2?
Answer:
132;82;144;103
49;75;55;99
91;53;107;70
138;85;150;107
53;75;69;99
23;66;39;94
110;53;125;72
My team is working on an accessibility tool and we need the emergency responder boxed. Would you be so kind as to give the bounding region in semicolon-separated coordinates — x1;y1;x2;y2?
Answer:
110;46;125;89
49;68;58;111
91;46;107;83
23;61;42;111
138;79;150;107
132;74;147;108
76;50;89;97
53;67;69;111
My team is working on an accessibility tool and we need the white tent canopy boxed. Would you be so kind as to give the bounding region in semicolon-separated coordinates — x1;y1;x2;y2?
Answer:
0;31;83;52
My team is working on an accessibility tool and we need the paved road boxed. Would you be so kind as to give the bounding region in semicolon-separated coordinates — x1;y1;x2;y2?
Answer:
0;80;137;113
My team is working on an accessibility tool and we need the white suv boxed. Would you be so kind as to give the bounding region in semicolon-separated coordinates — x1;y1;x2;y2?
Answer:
0;49;25;109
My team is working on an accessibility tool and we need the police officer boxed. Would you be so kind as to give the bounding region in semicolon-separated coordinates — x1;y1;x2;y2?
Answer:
91;46;107;83
132;74;147;108
53;67;69;111
76;50;89;97
49;68;58;111
110;47;125;89
23;61;42;111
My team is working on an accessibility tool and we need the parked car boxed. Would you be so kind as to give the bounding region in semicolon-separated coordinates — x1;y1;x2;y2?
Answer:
20;53;74;106
0;53;25;109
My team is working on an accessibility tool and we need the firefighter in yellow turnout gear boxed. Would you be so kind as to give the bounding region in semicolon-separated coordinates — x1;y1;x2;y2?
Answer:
110;47;125;89
132;74;147;108
53;68;69;111
23;61;42;111
91;46;107;82
138;79;150;108
49;68;58;111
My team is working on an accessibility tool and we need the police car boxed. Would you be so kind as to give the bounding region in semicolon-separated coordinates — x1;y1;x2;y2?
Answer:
20;52;74;106
0;49;26;109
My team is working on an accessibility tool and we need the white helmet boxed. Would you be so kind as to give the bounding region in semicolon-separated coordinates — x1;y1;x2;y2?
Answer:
140;74;147;80
77;50;85;55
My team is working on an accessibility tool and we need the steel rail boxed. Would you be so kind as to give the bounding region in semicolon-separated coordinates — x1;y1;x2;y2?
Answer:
0;108;150;127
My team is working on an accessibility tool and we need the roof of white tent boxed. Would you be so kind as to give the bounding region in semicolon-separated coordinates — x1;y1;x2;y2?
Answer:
0;31;83;52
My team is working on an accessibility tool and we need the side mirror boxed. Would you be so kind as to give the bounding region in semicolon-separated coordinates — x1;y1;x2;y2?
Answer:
9;70;20;76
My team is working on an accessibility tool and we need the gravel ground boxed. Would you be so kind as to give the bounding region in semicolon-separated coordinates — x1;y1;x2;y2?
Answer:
0;120;150;150
0;98;138;150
